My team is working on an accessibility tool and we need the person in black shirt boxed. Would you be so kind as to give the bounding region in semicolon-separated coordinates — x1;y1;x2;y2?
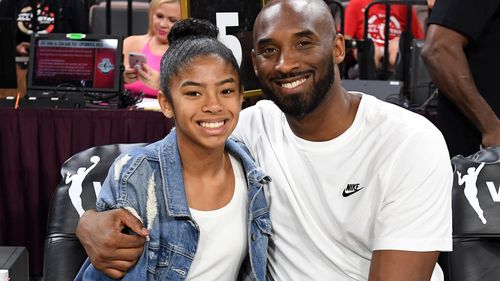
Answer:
0;0;86;56
422;0;500;157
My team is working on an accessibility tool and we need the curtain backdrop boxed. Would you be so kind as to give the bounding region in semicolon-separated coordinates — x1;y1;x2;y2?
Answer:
0;107;175;276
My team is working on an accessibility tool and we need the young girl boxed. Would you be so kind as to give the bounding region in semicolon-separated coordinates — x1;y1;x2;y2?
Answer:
75;18;271;281
123;0;180;97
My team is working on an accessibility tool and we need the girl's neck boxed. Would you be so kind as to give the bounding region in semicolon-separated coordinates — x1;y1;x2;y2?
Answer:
178;140;235;211
177;140;228;177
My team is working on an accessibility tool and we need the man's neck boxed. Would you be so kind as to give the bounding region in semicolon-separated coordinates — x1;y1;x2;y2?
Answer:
285;87;360;142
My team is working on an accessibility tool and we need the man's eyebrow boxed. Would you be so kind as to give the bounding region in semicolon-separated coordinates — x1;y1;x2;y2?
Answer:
294;30;315;38
256;30;316;47
256;37;273;47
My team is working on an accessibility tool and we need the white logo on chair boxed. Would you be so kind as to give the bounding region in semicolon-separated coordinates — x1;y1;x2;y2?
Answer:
66;155;101;217
486;181;500;202
457;162;487;224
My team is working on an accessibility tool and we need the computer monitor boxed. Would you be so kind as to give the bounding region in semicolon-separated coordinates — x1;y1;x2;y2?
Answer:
27;33;123;97
0;18;18;89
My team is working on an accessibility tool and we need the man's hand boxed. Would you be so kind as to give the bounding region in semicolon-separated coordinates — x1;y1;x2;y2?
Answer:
76;209;149;279
482;122;500;148
16;42;30;56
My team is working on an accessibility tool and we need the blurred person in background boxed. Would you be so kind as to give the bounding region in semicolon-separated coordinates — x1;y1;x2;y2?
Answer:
0;0;86;56
344;0;424;74
422;0;500;157
122;0;180;98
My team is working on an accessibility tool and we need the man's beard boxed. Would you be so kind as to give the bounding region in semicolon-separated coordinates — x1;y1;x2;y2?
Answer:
261;58;334;117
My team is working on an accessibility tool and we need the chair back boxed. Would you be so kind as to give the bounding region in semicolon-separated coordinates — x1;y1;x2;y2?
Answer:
440;146;500;281
89;1;149;36
42;143;147;281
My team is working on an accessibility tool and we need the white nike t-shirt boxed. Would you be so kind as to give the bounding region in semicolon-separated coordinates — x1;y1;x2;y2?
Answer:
233;94;453;281
186;155;248;281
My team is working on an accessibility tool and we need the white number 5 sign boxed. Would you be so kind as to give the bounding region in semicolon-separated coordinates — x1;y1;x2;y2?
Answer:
216;12;242;66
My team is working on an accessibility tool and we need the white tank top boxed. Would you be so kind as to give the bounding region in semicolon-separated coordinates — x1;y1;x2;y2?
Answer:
187;154;248;281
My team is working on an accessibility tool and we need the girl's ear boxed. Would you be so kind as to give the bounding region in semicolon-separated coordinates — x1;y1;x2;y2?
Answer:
240;86;244;106
158;91;173;118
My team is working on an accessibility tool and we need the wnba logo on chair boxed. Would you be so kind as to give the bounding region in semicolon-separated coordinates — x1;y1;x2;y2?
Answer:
66;155;102;217
456;161;500;225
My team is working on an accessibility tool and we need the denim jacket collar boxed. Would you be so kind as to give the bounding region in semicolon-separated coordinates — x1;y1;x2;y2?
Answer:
159;131;190;217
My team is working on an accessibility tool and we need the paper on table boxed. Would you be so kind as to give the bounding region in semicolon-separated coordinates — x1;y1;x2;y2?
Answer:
0;269;9;281
135;97;161;111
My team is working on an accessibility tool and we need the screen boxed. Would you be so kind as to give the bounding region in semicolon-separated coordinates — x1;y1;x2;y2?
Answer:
0;18;17;89
28;34;122;95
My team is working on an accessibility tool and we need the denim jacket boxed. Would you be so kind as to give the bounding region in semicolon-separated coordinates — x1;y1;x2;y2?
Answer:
75;130;272;281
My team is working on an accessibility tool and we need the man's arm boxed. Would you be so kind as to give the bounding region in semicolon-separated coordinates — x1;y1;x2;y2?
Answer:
368;125;452;281
76;209;149;279
16;42;30;56
427;0;435;9
422;24;500;148
369;250;439;281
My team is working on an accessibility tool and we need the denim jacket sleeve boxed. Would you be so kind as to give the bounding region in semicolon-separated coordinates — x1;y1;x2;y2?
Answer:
76;152;150;281
96;153;151;223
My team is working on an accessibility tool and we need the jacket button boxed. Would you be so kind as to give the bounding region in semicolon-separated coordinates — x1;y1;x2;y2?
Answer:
251;234;257;241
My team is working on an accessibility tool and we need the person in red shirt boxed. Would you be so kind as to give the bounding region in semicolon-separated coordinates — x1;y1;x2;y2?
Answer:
344;0;424;73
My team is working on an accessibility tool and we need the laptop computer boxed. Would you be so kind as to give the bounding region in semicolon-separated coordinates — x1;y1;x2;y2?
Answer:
26;33;123;102
342;79;404;103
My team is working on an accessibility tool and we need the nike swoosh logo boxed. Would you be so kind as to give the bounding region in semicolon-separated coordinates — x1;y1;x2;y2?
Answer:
342;184;365;197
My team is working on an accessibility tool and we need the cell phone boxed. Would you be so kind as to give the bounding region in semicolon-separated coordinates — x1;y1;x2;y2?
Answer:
128;52;147;68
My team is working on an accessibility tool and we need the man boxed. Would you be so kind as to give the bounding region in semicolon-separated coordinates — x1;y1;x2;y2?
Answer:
77;0;453;280
0;0;86;56
421;0;500;157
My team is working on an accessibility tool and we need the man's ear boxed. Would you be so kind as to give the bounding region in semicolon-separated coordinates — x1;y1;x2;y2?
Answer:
251;49;259;77
333;34;346;64
157;91;173;118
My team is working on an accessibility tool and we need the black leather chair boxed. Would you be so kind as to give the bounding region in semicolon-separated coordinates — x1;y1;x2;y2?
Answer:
88;1;149;36
440;146;500;281
42;143;147;281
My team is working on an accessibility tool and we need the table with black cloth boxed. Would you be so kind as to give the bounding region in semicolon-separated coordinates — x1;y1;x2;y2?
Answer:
0;107;175;277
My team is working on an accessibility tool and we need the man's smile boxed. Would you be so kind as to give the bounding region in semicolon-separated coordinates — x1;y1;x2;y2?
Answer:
280;77;307;89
